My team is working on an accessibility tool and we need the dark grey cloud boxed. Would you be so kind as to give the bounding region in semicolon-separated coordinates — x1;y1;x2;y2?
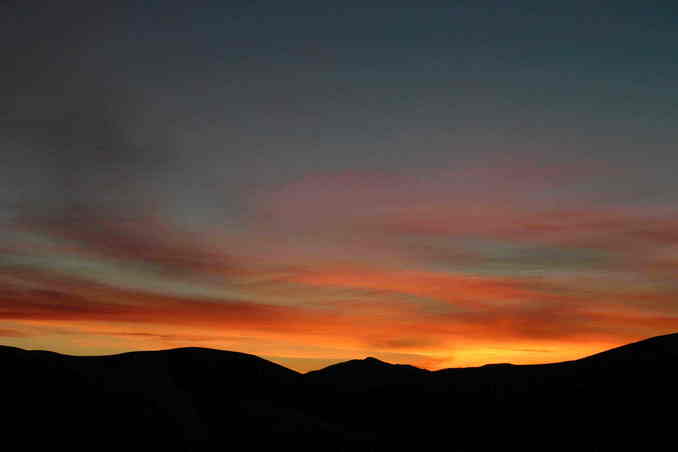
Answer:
1;2;171;217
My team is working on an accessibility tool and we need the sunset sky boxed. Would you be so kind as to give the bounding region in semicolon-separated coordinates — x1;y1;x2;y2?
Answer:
2;2;677;372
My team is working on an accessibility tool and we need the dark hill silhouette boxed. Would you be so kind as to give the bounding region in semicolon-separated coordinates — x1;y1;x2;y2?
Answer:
574;331;678;368
3;333;677;451
305;356;428;389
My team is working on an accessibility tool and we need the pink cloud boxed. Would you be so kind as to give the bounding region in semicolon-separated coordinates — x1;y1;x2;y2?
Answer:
2;158;676;370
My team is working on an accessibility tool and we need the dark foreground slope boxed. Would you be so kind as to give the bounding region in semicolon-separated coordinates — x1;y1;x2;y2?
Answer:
0;346;347;450
3;333;678;451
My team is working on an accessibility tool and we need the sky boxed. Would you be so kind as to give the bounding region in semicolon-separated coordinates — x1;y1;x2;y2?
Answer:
1;1;677;372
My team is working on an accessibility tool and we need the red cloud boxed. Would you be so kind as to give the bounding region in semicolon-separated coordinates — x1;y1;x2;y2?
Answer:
2;161;676;370
1;265;676;370
14;205;236;276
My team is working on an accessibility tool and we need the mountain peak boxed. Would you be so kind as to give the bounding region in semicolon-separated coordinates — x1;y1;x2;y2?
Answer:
362;356;384;364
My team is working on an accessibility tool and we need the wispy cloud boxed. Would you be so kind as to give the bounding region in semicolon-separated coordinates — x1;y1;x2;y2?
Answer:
1;159;676;370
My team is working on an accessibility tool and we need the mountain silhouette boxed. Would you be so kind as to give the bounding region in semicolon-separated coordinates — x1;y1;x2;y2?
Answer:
305;356;429;390
3;333;677;451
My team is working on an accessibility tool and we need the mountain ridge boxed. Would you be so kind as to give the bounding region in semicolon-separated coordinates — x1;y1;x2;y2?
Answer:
3;332;677;450
5;331;677;373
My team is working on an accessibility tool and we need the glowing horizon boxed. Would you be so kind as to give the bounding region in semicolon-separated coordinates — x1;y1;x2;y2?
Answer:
2;163;676;372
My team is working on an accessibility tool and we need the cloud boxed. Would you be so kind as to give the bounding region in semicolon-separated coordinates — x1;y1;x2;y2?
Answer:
0;328;27;337
15;206;234;275
2;262;675;369
2;160;677;370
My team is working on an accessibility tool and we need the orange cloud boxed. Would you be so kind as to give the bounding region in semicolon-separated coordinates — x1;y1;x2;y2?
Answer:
0;328;26;337
2;265;676;370
2;162;677;371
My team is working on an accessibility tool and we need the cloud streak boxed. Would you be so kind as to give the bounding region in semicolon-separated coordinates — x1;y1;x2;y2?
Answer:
1;159;677;370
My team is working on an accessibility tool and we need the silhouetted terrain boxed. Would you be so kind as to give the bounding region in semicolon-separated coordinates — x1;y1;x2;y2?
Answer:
3;333;677;451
